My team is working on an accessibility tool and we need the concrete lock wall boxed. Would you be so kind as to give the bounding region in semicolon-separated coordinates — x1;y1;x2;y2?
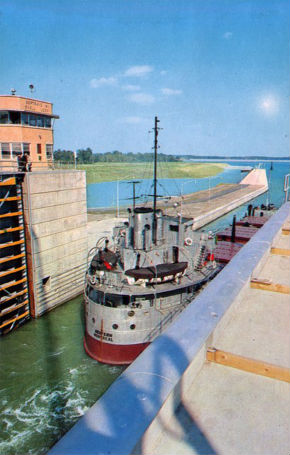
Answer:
22;170;88;317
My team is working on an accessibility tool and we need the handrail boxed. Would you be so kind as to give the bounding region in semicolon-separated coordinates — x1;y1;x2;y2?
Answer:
0;159;55;172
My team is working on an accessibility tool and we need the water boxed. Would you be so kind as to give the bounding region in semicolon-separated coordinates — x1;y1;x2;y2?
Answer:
87;166;243;209
0;160;289;455
0;297;124;455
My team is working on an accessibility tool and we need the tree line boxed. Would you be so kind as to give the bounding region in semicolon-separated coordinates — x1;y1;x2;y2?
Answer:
53;148;180;163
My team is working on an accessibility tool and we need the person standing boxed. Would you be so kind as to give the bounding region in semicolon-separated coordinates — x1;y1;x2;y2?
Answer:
23;152;32;172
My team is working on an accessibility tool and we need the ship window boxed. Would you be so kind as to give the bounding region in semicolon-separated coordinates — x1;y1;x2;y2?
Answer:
89;287;104;304
0;111;9;124
9;111;21;124
112;324;118;330
105;294;122;307
128;310;135;317
169;225;179;232
130;324;136;330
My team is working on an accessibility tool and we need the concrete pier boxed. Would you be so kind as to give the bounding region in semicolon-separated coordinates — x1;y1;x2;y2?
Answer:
49;201;290;455
165;168;268;230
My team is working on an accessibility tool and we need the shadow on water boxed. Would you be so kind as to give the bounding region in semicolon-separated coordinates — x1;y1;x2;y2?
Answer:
52;333;218;455
32;228;67;438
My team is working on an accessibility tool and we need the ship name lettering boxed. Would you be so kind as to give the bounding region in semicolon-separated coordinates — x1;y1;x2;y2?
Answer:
94;329;113;341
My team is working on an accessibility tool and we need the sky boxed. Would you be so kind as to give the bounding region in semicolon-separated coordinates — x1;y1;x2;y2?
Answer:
0;0;289;157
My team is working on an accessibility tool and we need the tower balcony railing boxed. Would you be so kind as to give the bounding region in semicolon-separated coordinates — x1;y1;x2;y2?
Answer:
0;159;59;173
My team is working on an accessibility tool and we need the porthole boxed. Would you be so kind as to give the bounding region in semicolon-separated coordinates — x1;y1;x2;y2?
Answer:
92;317;95;323
112;324;118;330
130;324;136;330
128;310;135;317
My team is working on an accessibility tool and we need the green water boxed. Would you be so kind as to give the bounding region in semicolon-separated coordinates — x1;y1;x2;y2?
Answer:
0;297;124;455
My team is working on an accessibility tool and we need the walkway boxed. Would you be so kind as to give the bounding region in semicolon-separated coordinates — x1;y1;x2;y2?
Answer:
150;214;290;455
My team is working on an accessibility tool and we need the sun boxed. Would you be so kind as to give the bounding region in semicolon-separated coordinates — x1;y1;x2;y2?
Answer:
258;94;279;116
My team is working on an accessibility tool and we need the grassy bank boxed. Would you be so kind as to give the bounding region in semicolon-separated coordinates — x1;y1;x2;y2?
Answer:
70;162;227;184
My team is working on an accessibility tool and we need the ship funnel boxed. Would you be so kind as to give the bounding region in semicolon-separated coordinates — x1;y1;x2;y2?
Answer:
133;207;154;250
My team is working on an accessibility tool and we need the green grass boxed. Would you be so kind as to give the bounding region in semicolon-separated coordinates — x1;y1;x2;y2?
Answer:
61;162;227;184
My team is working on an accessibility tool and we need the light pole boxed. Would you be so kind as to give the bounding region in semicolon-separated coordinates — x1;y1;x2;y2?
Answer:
175;179;197;223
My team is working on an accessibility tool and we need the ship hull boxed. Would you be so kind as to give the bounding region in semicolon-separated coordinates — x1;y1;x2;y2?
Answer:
84;331;149;365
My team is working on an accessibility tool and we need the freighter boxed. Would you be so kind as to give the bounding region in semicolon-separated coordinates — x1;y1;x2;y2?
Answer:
84;117;220;364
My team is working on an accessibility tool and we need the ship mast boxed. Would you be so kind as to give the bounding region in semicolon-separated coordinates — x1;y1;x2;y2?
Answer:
153;116;160;244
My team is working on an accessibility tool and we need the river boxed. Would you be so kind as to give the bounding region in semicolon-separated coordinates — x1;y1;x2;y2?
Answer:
0;160;289;454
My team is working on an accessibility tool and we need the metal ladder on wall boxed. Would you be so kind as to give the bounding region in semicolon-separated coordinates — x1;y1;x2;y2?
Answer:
0;175;30;335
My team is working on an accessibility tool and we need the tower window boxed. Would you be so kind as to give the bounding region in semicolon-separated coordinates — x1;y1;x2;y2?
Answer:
23;143;30;154
9;111;21;124
21;113;29;125
46;144;53;159
11;143;22;158
44;117;52;128
29;114;36;126
0;143;10;159
37;116;44;127
0;111;9;124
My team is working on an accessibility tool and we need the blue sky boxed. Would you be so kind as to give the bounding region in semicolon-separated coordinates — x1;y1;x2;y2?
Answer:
1;0;289;156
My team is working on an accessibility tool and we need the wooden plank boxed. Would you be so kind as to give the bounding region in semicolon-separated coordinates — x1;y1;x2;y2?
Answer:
0;226;23;235
0;288;27;304
0;311;29;329
0;252;25;264
207;348;290;383
0;211;23;219
250;279;290;294
0;300;28;316
0;177;16;186
0;239;24;249
0;196;21;202
282;228;290;235
271;247;290;256
0;264;26;278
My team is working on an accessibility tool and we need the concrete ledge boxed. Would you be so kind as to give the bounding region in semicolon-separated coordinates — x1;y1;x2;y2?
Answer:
22;170;86;193
192;185;267;230
48;202;290;455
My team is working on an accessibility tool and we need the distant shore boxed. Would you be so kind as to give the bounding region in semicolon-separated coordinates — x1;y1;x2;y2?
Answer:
76;162;228;184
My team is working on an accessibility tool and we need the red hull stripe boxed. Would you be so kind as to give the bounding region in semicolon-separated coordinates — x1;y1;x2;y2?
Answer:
84;332;150;365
